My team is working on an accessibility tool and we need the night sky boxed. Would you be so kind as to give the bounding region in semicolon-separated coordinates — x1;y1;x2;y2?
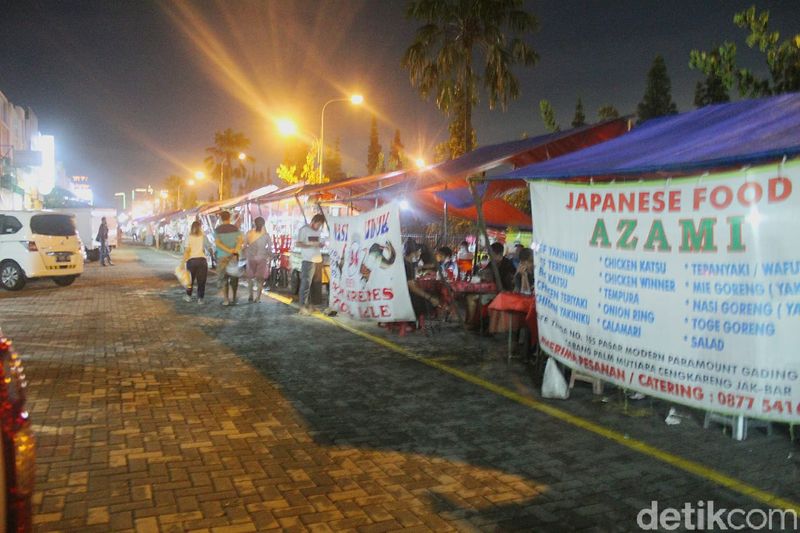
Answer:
1;0;798;205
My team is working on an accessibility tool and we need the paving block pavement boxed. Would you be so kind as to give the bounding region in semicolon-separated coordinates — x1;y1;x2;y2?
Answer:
0;245;797;532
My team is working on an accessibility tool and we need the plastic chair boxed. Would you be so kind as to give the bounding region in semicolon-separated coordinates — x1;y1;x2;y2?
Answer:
568;371;604;395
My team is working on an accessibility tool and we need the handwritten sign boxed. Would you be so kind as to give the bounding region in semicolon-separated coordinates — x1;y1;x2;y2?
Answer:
328;204;415;322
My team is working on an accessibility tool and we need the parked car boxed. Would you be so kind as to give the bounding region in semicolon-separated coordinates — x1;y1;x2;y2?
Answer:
0;211;84;291
0;329;35;532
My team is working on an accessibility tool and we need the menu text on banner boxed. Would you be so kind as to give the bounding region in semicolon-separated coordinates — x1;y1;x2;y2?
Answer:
529;161;800;422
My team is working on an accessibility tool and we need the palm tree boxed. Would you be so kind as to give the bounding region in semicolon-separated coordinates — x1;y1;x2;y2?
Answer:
402;0;539;154
203;129;251;200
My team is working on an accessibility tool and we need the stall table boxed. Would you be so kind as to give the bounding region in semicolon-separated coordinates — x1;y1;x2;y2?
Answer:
449;280;497;295
450;280;497;333
488;291;537;361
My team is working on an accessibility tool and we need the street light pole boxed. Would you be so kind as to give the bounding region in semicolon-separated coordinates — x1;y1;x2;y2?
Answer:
219;160;224;201
114;192;126;210
320;99;343;183
319;95;363;183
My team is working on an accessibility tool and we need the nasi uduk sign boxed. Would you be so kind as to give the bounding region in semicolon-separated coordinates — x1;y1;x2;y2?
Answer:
328;204;415;322
530;160;800;422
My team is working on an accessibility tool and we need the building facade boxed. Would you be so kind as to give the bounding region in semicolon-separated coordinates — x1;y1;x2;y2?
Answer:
0;89;44;210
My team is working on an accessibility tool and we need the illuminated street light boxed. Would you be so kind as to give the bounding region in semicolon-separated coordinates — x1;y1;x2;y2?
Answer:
415;158;426;169
276;119;321;184
320;94;364;182
238;152;255;185
277;118;298;137
177;173;201;209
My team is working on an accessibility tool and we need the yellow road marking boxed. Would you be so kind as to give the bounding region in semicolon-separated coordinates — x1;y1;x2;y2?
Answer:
266;292;798;512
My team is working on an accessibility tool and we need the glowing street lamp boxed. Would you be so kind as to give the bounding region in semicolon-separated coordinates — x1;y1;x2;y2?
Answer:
180;172;202;209
415;158;426;169
320;94;364;182
276;118;299;137
238;152;255;184
276;119;321;184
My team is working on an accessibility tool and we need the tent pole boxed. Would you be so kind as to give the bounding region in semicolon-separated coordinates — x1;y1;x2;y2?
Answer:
468;175;502;290
443;183;448;246
294;194;308;225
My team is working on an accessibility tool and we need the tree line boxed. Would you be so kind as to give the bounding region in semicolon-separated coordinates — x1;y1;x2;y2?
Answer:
538;5;798;132
163;2;798;208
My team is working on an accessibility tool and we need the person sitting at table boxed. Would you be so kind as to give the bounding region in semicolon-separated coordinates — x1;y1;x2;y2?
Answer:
456;241;473;280
434;246;456;280
482;242;515;290
415;242;438;278
465;242;516;330
514;247;535;294
404;240;440;327
507;242;524;269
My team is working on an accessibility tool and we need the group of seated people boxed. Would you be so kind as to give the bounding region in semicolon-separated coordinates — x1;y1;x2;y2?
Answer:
402;238;535;332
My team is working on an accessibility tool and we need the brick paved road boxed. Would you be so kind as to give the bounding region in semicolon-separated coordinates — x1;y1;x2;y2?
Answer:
0;246;797;532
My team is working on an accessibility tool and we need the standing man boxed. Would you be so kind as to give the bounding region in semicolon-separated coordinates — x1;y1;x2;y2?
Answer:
97;217;113;266
214;211;243;306
295;214;325;315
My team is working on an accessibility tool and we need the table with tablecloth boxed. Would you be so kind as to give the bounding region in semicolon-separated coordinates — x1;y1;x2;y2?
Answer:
488;292;538;356
449;280;497;295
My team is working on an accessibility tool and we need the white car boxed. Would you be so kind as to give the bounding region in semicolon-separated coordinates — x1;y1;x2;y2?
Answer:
0;211;84;291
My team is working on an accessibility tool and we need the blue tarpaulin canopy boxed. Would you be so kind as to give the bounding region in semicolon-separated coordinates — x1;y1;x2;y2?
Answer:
490;93;800;181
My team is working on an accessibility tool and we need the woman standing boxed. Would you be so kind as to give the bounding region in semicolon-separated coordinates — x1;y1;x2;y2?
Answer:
243;216;273;303
183;220;210;304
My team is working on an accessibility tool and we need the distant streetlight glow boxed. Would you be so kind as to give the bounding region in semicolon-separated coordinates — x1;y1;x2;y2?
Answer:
238;152;247;161
194;170;205;180
31;134;56;195
415;158;426;169
160;190;168;199
188;179;195;186
350;94;364;105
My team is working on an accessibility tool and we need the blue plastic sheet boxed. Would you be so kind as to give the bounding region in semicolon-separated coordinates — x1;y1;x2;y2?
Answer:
492;93;800;181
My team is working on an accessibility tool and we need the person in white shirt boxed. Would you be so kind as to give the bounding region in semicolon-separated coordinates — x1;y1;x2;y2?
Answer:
183;220;212;304
295;214;325;315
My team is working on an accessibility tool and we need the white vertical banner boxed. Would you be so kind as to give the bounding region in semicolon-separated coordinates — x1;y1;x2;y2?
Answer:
328;204;415;322
530;161;800;422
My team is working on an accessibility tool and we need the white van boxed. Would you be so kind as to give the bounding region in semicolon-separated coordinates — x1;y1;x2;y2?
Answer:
0;211;84;290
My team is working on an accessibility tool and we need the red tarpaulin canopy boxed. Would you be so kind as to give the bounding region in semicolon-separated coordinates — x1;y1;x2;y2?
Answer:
352;119;631;228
